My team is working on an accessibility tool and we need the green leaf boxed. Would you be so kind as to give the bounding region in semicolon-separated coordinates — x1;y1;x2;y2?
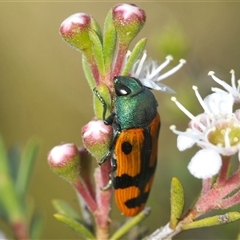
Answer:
52;199;82;222
0;135;10;175
182;212;240;230
103;23;116;73
8;146;21;182
54;213;94;239
103;8;113;34
16;139;39;198
0;135;23;221
0;196;7;218
89;30;105;76
170;177;184;229
102;8;117;73
110;207;151;240
121;38;147;76
30;211;43;239
82;55;96;90
90;16;103;42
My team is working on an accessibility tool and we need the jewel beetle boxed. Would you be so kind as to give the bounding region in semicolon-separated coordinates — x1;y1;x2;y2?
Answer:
94;76;160;217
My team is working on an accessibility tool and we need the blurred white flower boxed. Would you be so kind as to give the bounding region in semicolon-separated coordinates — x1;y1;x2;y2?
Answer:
130;51;186;92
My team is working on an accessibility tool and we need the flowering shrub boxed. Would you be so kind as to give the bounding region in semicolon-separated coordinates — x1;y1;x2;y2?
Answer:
46;3;240;240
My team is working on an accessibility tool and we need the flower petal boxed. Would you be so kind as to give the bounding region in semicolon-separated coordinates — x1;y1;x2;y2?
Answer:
187;149;222;179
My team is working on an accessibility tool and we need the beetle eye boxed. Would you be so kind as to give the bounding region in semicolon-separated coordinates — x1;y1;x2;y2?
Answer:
115;83;131;96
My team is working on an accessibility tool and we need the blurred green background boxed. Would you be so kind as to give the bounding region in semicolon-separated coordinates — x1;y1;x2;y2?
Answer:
1;1;240;239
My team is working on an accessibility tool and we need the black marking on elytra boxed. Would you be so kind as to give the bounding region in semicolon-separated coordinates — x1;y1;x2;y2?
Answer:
121;141;133;155
125;191;149;208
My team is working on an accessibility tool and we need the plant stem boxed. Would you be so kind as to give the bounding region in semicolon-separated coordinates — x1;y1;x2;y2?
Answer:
201;178;212;195
73;178;98;212
111;42;128;79
84;48;100;85
216;156;230;185
12;221;29;240
94;161;112;239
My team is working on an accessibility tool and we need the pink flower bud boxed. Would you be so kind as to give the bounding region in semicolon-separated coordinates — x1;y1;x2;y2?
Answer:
59;13;92;52
112;3;146;43
47;143;80;182
82;119;113;163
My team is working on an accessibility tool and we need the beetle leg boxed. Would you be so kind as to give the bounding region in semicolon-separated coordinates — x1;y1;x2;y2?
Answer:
98;150;111;165
104;112;115;125
98;128;120;165
101;179;113;191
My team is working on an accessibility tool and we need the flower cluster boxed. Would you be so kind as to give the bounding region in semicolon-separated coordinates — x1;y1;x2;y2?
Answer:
171;70;240;179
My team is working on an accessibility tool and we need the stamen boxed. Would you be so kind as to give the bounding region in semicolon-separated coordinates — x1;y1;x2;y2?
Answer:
192;86;210;114
171;97;195;120
148;55;173;79
208;71;225;85
224;128;231;148
135;50;147;76
216;143;223;148
233;137;238;143
123;50;131;64
157;59;186;81
169;125;189;135
230;69;236;90
169;125;176;130
208;71;235;94
237;80;240;93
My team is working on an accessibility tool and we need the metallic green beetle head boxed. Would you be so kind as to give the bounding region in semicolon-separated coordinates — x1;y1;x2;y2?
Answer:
113;76;158;130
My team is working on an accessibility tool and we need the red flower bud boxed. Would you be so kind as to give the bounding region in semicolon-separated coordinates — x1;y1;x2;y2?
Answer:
59;13;92;52
82;119;113;163
112;3;146;44
47;143;80;182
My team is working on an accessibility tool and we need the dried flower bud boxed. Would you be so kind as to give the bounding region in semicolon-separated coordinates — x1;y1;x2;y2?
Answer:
47;143;80;182
112;3;146;44
82;119;113;163
59;13;92;52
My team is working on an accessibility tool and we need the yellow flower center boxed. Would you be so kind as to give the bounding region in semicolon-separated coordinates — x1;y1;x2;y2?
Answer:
208;122;240;147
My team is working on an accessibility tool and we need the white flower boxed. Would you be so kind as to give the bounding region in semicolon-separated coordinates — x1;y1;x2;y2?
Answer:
0;231;7;240
170;84;240;179
209;70;240;104
130;51;186;92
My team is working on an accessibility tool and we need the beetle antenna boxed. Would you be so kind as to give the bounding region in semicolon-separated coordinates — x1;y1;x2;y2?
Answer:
93;88;107;120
